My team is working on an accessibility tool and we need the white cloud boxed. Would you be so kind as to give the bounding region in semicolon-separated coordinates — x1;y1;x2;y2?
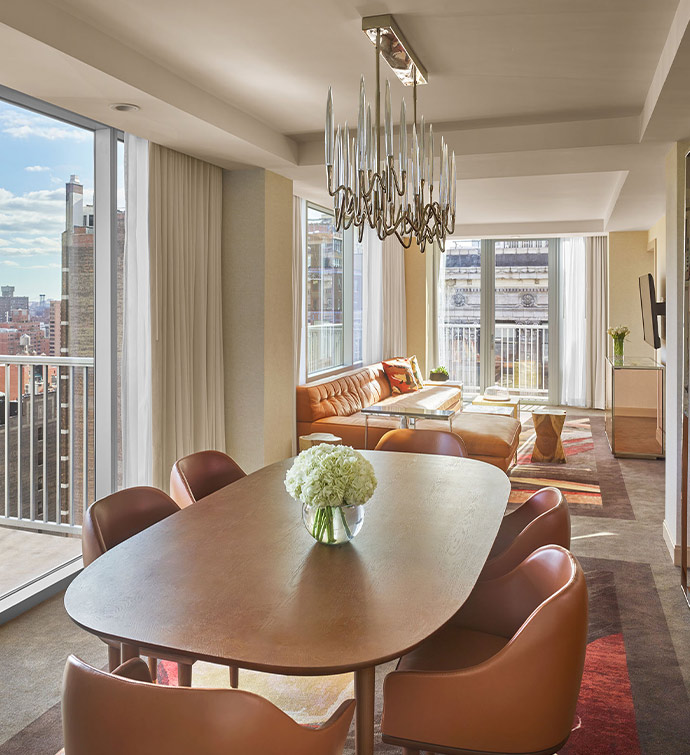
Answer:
25;165;50;172
0;186;66;259
0;109;90;142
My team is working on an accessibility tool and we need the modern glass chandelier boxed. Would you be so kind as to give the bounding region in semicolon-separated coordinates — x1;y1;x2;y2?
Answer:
325;14;456;252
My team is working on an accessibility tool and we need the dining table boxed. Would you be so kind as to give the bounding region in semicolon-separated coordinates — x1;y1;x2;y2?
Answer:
65;450;511;755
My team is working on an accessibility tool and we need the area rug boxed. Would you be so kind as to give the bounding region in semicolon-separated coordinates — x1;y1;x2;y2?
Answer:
510;414;635;519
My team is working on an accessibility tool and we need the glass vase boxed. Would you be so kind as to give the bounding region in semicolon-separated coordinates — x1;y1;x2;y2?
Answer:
613;336;625;364
302;503;364;545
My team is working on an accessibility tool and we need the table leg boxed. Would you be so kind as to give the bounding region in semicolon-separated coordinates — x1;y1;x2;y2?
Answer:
354;666;375;755
364;415;369;450
121;643;139;662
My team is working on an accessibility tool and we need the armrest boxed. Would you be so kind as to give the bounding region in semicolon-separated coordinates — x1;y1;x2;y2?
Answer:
113;657;153;683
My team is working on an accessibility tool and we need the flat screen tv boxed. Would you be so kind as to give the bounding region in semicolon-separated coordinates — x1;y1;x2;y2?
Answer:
639;273;666;349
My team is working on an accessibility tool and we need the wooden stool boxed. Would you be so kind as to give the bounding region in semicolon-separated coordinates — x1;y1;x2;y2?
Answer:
531;410;567;463
299;433;342;451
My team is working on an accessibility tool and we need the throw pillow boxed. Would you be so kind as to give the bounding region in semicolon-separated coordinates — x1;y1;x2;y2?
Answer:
409;355;425;389
382;358;420;394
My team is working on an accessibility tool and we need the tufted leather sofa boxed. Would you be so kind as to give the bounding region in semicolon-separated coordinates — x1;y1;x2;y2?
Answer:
296;364;521;472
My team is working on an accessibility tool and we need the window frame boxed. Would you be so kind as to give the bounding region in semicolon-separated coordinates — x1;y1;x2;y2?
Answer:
304;202;361;382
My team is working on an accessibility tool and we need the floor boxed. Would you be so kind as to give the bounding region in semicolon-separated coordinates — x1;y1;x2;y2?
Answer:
0;407;688;751
0;528;82;598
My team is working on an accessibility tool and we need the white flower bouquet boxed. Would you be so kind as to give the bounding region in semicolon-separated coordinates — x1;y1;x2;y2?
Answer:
285;444;377;544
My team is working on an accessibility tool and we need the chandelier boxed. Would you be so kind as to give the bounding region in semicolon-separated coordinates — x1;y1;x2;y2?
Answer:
325;14;456;252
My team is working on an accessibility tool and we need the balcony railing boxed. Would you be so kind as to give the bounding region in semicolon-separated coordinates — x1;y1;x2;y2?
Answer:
440;323;549;397
0;355;93;535
307;323;344;375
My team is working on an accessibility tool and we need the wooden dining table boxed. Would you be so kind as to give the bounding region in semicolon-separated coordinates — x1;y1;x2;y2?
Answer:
65;451;510;755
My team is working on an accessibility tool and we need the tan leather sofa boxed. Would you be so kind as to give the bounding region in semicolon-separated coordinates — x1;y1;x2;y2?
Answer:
296;364;521;472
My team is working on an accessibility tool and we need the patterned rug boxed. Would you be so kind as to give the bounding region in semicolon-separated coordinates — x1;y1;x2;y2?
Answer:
510;414;635;519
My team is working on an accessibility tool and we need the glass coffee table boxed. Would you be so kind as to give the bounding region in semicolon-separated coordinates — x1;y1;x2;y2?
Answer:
361;404;456;449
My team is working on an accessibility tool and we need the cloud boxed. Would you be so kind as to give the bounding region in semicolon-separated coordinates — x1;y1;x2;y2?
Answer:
0;108;90;142
25;165;50;172
0;186;66;260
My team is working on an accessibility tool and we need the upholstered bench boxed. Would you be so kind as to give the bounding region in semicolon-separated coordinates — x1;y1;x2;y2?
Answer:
296;364;521;472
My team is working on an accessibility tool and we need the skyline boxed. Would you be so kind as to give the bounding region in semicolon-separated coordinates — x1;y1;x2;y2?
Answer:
0;98;124;301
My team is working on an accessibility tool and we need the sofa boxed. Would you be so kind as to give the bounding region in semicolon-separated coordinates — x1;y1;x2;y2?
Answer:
296;363;521;472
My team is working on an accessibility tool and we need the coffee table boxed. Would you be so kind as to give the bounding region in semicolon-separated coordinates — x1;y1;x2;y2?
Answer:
471;394;520;419
65;452;510;755
361;404;456;449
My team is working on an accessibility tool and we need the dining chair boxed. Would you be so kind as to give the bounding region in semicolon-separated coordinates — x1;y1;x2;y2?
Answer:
62;655;356;755
169;449;246;688
480;486;570;580
382;545;588;755
82;487;191;683
170;449;246;508
374;429;468;457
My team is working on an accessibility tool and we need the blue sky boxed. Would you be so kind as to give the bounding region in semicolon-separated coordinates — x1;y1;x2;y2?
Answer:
0;99;124;301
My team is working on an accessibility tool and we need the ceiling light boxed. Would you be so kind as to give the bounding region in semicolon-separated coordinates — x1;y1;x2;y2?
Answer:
325;14;455;252
109;103;140;112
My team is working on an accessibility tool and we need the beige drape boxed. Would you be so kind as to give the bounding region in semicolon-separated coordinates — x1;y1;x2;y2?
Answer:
382;236;407;359
149;144;226;490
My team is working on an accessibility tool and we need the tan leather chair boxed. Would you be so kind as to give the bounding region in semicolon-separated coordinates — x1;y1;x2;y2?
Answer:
382;545;588;755
481;486;570;580
82;487;187;681
170;450;246;509
374;429;468;457
62;655;355;755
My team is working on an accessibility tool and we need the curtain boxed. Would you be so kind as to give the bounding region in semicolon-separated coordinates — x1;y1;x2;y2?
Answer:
292;197;306;453
382;236;407;358
585;236;608;409
560;237;587;406
149;144;226;490
426;242;443;375
362;228;383;365
121;134;152;487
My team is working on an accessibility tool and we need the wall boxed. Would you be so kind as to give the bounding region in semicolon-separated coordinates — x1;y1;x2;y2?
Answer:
404;240;427;376
607;231;655;360
648;215;667;350
221;169;294;472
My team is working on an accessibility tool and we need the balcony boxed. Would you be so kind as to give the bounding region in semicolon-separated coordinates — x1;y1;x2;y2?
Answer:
440;323;549;397
0;355;93;603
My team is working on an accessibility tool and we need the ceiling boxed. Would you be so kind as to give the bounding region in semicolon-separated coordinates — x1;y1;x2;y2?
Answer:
1;0;689;234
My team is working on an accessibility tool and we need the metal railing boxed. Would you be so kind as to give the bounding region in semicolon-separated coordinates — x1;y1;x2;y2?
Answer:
440;323;549;396
307;323;344;375
0;355;93;534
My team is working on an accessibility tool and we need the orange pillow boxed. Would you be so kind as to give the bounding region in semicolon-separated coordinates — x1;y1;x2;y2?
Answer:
382;358;420;394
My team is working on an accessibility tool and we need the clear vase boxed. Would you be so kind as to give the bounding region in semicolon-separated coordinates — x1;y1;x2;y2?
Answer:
302;503;364;545
613;336;625;363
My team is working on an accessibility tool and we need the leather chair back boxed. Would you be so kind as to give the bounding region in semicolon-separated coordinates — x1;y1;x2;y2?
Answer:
62;655;355;755
482;486;570;580
374;429;468;457
170;450;246;508
82;487;179;567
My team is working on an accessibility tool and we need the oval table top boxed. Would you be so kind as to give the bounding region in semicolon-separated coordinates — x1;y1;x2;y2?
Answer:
65;452;510;675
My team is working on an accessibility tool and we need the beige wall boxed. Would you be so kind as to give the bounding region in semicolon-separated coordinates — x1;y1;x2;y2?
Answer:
221;168;294;472
405;240;427;376
607;231;655;360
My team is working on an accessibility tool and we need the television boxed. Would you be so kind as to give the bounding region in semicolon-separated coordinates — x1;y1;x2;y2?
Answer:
639;273;666;349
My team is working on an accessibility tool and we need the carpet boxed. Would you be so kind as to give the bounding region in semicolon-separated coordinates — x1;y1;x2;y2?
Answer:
511;414;635;519
2;556;688;755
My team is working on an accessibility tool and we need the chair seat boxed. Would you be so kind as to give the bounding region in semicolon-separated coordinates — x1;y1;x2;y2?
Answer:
398;625;509;673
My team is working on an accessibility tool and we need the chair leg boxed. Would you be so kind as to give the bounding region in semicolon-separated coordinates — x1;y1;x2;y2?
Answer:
229;665;239;688
148;656;158;682
178;662;192;687
402;749;420;755
107;644;120;672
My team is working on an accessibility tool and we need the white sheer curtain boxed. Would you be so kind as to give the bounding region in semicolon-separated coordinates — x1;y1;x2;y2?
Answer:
585;236;607;409
362;228;383;364
382;236;407;358
426;242;443;374
121;134;152;487
560;237;587;406
292;197;306;453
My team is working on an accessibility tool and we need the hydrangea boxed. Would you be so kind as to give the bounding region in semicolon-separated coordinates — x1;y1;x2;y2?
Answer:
285;444;377;509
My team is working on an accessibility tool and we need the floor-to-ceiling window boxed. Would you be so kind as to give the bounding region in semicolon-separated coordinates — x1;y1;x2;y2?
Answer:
0;86;121;612
305;203;361;377
439;238;558;402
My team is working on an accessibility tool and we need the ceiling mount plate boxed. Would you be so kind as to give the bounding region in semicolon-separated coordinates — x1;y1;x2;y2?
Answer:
362;14;427;86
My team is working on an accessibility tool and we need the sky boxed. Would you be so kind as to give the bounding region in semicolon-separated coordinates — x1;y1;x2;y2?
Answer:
0;99;124;301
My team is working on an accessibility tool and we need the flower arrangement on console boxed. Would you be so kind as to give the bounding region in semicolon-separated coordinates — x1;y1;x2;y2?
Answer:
607;325;630;361
285;444;377;545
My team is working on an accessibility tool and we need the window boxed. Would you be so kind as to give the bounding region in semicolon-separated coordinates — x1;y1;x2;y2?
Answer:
306;205;361;377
